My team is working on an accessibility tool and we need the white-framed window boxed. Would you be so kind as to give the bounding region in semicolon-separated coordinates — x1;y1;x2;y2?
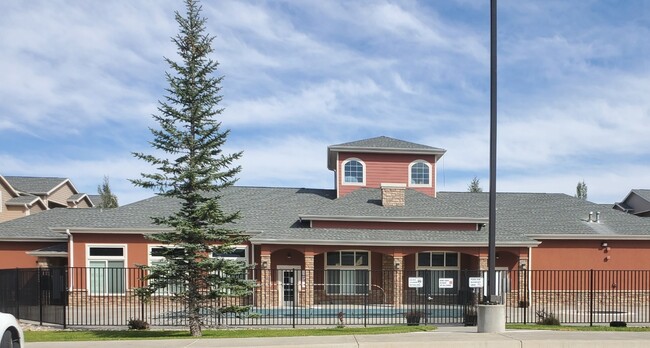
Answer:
416;251;459;295
325;251;370;295
148;245;186;295
87;245;126;295
409;160;432;187
212;245;249;295
341;158;366;185
212;245;248;263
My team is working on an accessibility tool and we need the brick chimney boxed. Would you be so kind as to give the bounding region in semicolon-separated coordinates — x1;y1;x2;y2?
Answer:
381;183;406;207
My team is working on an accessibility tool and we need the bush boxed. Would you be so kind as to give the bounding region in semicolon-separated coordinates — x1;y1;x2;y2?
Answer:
404;311;423;326
518;300;530;308
535;310;560;326
128;318;150;330
610;321;627;327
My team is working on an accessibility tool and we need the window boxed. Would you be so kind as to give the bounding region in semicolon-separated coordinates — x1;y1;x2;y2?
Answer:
212;246;249;295
87;245;126;295
416;251;459;295
148;246;186;295
342;159;365;185
409;161;431;186
325;251;370;295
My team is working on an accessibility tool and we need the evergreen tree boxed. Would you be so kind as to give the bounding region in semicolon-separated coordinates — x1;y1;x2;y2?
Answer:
97;175;118;208
131;0;253;337
576;180;588;200
467;176;483;193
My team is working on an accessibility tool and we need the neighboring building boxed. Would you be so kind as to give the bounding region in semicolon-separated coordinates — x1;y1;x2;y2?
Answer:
614;189;650;217
1;136;650;306
0;175;94;223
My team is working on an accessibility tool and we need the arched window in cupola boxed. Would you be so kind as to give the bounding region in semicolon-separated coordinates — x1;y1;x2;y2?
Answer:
409;160;431;186
342;158;365;185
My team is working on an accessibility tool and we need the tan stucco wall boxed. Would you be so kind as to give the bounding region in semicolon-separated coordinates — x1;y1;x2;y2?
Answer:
48;182;76;206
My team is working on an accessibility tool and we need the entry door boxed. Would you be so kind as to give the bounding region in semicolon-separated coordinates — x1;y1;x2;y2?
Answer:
278;267;298;307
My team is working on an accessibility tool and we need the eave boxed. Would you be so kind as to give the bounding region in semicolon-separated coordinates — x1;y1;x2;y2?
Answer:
528;234;650;240
299;215;488;224
250;238;539;248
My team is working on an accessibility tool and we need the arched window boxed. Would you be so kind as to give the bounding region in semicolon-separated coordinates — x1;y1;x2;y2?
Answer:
342;159;365;184
409;161;431;186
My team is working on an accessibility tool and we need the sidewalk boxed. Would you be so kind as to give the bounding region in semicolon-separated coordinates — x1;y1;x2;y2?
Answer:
26;326;650;348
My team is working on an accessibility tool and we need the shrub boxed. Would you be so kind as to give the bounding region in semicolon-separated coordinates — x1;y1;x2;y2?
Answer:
404;311;423;326
518;300;530;308
535;310;560;326
128;318;150;330
610;321;627;327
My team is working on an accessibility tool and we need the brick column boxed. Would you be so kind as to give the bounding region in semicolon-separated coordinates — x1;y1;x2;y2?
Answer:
392;255;404;307
304;253;314;307
259;253;272;307
479;256;489;271
518;258;529;307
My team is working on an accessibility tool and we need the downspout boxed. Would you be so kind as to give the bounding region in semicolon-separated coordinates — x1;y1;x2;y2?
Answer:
66;229;74;290
526;247;533;303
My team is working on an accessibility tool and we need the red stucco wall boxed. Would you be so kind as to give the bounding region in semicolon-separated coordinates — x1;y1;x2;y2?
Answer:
0;242;60;268
532;239;650;270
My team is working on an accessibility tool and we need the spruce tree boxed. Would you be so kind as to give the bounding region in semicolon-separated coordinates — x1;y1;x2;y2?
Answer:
131;0;253;336
97;175;119;208
467;176;483;193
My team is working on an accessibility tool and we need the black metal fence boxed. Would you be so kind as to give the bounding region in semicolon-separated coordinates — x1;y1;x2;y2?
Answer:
2;268;650;328
0;268;67;327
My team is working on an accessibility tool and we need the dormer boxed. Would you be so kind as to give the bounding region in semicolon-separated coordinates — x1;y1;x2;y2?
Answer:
327;136;446;198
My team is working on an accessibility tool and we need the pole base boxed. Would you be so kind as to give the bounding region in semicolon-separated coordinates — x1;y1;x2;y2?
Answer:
477;304;506;333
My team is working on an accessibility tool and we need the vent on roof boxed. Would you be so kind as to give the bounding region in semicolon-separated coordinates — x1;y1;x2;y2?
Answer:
588;211;601;223
381;183;405;207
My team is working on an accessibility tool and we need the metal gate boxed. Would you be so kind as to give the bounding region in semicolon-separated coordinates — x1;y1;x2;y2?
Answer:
0;268;67;326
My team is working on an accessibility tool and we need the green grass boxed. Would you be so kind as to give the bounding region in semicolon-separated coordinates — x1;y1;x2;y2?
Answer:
507;324;650;332
25;325;436;342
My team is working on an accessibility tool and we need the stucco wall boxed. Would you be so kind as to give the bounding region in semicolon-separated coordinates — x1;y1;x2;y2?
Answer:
0;241;61;268
531;239;650;270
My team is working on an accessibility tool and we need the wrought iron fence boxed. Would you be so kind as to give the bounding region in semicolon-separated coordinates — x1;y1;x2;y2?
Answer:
2;267;650;328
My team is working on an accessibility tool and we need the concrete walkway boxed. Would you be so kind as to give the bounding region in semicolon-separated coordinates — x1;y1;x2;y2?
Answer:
26;326;650;348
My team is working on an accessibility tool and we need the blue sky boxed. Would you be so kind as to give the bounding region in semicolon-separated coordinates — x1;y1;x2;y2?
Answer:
1;0;649;205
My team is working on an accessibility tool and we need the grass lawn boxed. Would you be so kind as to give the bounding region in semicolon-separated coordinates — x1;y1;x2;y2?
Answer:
24;325;436;342
507;324;650;332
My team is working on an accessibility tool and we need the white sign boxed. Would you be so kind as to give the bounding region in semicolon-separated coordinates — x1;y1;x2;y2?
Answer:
408;277;423;288
439;278;454;289
469;277;484;288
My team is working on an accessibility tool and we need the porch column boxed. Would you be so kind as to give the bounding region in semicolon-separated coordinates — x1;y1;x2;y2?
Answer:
479;256;489;271
392;255;403;307
518;258;529;307
259;253;272;307
304;253;315;307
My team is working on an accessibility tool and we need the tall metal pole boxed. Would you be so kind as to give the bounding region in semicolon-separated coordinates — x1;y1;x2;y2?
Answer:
487;0;498;303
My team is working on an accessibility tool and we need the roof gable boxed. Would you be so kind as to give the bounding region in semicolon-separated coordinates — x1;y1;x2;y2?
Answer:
3;176;72;195
327;136;446;170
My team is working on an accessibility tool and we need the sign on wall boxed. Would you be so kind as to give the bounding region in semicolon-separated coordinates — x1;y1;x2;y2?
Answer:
438;278;454;289
408;277;423;288
469;277;484;288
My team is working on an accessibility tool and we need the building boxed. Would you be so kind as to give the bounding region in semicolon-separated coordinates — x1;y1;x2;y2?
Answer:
1;136;650;307
0;175;94;223
614;189;650;217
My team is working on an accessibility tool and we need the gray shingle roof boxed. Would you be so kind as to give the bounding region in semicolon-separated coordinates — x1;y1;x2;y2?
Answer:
5;195;43;206
2;186;650;246
330;136;445;151
327;136;446;170
3;176;68;194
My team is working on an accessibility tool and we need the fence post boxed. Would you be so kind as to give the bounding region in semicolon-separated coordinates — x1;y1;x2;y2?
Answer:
523;268;527;325
63;268;68;329
589;269;594;327
38;268;43;326
364;282;368;328
292;268;296;329
15;269;20;320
